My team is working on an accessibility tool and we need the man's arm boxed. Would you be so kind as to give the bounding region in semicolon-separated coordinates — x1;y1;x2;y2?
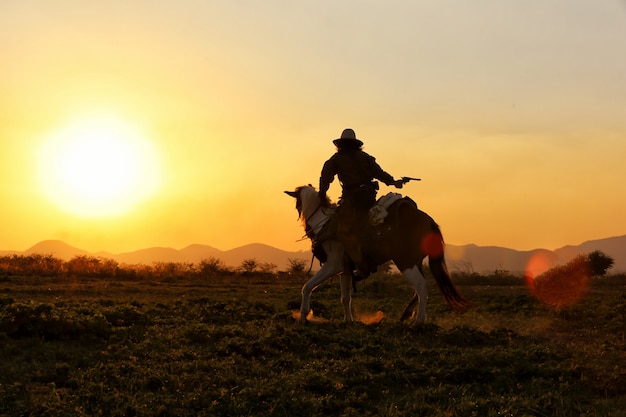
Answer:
318;157;336;198
367;156;397;186
366;154;406;188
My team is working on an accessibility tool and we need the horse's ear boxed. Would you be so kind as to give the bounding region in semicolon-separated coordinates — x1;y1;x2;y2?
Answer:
284;190;298;198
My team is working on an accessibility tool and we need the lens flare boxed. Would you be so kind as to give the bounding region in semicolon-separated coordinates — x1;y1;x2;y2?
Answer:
527;254;590;308
421;232;444;258
524;251;555;290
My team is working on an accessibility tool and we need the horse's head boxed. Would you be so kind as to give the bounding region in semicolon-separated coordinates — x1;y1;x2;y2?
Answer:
285;184;335;221
284;185;332;221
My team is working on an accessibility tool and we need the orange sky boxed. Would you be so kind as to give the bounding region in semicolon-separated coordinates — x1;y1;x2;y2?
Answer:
2;1;626;255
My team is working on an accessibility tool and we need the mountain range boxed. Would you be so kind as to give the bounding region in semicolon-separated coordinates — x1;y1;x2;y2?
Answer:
2;235;626;274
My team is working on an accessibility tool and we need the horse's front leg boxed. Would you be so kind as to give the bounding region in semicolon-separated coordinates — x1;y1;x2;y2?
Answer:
300;275;319;323
300;241;344;323
339;273;354;323
300;262;340;323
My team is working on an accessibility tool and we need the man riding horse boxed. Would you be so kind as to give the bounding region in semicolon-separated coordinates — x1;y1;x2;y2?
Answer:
318;128;405;281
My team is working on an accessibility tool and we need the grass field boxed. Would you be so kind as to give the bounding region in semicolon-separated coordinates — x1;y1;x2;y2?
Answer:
1;269;625;416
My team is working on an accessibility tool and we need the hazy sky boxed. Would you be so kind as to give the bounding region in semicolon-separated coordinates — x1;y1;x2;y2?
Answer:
2;1;626;255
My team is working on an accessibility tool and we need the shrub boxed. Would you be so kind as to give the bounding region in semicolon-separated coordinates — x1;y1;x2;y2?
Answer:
151;261;196;279
198;257;227;278
239;258;259;274
587;250;614;277
0;254;63;276
287;258;308;275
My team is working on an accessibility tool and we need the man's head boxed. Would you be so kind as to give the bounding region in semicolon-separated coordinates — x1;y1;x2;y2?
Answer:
333;128;364;149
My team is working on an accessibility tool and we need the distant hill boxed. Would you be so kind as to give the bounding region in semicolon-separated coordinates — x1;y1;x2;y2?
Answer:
444;244;559;274
554;235;626;271
445;235;626;274
4;234;626;273
24;240;90;259
109;242;312;269
14;240;311;271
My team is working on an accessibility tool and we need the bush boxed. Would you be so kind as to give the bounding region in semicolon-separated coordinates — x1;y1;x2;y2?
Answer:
587;250;614;277
287;258;308;275
198;257;228;278
239;258;259;274
0;254;63;276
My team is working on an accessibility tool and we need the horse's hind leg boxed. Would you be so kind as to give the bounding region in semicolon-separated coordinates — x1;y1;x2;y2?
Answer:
400;293;419;322
401;265;428;325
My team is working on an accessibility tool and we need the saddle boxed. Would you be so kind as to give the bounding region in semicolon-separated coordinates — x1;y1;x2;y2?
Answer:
311;193;417;272
369;192;404;226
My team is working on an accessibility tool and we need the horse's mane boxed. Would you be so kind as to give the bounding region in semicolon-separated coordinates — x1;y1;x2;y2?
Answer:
294;185;336;226
295;185;335;206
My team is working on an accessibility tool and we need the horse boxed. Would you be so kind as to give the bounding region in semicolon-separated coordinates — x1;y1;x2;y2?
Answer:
285;185;474;326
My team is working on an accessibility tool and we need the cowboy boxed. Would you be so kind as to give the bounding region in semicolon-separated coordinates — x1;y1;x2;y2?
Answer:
318;128;404;280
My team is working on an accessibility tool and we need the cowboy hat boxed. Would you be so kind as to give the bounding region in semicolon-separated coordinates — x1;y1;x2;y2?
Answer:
333;128;364;147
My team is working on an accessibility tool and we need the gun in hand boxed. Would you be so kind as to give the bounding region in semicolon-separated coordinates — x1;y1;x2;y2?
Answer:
401;176;421;184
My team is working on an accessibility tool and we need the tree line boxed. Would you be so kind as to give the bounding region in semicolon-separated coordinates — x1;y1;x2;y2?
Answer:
0;253;311;279
0;250;615;281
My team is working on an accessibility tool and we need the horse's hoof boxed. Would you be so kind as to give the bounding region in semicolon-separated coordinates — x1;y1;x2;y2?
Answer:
399;310;415;322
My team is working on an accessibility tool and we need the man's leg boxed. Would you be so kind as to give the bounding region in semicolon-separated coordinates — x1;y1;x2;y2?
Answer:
339;230;369;280
337;199;371;279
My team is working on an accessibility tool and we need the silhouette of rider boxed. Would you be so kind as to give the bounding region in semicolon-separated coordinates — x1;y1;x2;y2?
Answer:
318;128;403;280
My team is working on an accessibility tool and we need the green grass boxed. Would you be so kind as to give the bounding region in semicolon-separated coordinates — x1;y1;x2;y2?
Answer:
1;272;625;416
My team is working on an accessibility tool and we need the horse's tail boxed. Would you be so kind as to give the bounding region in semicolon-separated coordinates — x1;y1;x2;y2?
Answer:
428;223;476;313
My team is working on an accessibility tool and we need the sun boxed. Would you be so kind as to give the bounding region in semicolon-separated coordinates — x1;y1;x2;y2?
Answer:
38;115;160;217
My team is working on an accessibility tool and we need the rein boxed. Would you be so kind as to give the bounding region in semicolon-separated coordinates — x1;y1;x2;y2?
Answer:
303;203;326;239
293;202;324;242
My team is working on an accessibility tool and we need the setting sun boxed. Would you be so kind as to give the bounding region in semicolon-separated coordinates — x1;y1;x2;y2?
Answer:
37;115;160;218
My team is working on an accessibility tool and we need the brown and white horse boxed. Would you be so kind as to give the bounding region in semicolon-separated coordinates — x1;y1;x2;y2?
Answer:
285;185;474;326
